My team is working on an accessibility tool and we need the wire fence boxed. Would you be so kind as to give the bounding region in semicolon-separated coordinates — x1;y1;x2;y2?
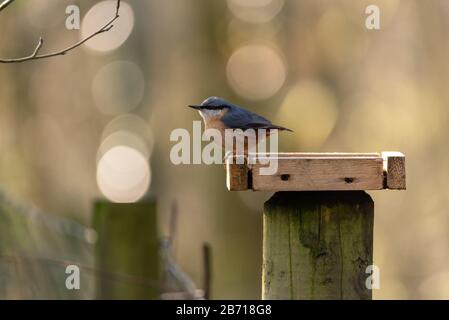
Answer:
0;188;96;299
0;188;205;299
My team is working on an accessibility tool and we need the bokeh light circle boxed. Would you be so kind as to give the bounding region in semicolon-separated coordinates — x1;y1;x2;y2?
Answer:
276;80;338;149
226;45;286;100
227;0;284;23
92;61;145;115
315;8;367;70
99;114;154;159
96;145;150;203
98;131;150;162
238;191;273;213
81;0;134;52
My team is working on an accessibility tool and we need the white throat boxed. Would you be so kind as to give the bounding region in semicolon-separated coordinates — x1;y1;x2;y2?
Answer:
198;109;223;122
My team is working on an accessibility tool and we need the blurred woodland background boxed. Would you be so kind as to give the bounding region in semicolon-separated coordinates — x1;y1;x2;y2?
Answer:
1;0;449;299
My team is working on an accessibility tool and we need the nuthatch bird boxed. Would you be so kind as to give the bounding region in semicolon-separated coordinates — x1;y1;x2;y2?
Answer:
188;96;292;156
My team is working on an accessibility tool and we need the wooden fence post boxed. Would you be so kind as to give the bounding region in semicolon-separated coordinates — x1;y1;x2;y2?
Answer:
262;191;373;300
225;152;406;300
93;200;159;299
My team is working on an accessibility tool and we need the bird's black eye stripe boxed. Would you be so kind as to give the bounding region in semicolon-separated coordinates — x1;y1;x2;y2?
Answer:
202;105;227;110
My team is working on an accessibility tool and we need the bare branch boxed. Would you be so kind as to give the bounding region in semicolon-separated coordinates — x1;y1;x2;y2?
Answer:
31;37;44;57
0;0;16;12
0;0;121;63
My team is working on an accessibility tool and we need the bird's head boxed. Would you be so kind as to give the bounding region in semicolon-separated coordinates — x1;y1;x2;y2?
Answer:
188;96;232;122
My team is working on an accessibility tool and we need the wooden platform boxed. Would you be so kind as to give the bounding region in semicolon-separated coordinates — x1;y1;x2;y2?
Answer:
225;152;406;191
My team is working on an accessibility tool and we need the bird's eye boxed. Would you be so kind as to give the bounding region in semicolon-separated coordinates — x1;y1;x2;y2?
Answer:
203;105;226;110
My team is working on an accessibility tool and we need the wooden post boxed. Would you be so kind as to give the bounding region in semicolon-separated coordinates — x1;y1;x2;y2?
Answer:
225;152;405;300
262;191;373;300
93;200;159;299
226;152;406;191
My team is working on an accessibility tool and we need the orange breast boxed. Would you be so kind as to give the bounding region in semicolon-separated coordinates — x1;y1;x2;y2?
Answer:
206;118;227;131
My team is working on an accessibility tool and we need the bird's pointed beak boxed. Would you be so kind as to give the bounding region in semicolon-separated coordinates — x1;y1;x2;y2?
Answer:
188;104;203;110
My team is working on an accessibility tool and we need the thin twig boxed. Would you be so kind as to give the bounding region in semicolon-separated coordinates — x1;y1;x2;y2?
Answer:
160;238;203;299
202;242;212;299
169;201;178;245
31;37;44;57
0;0;121;63
0;0;15;12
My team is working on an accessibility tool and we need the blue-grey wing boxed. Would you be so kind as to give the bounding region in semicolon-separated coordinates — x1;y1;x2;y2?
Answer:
221;106;273;130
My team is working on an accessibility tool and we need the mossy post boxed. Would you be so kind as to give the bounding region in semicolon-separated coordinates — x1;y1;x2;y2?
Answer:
93;200;159;299
226;152;405;299
262;191;374;300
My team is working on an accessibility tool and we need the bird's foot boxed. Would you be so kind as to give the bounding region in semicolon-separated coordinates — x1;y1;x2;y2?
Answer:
223;150;233;163
223;152;252;169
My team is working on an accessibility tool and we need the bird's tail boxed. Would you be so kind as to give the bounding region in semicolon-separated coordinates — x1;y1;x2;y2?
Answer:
270;125;293;132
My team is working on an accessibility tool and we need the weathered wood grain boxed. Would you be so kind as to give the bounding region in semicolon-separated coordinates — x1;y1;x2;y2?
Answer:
262;191;373;300
382;152;406;189
253;156;384;191
225;155;249;191
225;152;406;191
